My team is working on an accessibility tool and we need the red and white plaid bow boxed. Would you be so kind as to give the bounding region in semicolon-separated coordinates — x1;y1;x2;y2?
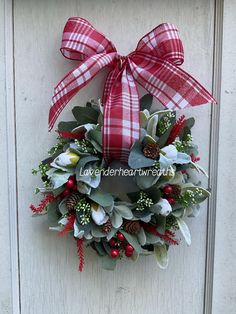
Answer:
49;17;215;163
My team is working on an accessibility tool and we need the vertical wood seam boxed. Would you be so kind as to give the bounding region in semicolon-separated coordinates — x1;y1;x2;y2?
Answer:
204;0;224;313
4;0;21;313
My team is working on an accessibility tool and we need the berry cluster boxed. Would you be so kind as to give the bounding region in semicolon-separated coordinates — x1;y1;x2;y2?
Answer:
162;184;182;205
109;233;134;259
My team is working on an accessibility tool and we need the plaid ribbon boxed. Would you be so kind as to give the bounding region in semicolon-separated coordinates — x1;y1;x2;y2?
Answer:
49;17;215;163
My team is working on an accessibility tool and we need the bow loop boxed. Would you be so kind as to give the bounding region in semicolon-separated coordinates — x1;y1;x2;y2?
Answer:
136;23;184;66
49;17;215;163
60;17;117;61
128;54;214;110
49;52;116;130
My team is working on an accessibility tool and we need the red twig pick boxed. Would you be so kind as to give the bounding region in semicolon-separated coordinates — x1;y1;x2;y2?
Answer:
142;223;179;245
58;213;76;237
30;194;55;213
77;238;85;272
166;115;186;145
57;130;85;140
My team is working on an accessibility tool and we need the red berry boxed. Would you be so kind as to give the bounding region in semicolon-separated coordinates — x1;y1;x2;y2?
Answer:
66;178;75;189
109;238;117;247
125;244;134;253
167;197;175;205
110;249;119;259
163;185;173;194
117;233;125;241
61;188;70;197
125;250;133;257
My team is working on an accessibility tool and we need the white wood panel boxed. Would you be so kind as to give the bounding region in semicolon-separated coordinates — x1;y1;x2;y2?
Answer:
14;1;214;313
0;0;16;313
212;0;236;313
0;18;12;314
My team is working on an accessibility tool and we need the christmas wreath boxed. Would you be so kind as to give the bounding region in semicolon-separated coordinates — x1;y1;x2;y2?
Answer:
31;95;210;271
30;17;215;271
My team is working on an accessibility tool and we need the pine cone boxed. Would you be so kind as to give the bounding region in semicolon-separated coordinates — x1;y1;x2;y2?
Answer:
171;184;182;196
101;219;112;234
66;192;80;211
143;143;160;159
123;221;141;234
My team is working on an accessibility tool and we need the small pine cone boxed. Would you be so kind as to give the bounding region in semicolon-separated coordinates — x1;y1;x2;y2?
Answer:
143;143;160;159
171;184;182;196
123;221;141;234
101;219;112;234
66;192;80;211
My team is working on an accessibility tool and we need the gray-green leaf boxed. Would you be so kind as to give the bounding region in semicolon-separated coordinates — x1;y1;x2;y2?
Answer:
154;244;168;269
128;141;155;169
176;217;191;245
100;256;117;271
120;231;147;254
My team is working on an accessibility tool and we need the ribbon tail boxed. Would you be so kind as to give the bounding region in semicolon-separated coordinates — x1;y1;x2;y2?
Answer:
103;66;140;163
129;55;216;111
48;52;116;131
102;67;120;105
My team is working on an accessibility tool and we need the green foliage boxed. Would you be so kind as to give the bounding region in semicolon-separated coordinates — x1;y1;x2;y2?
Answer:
140;94;153;111
179;186;210;207
100;256;117;271
72;106;99;125
49;171;71;189
176;217;191;245
128;141;155;169
120;231;148;254
31;97;210;271
57;121;78;132
154;244;168;269
88;189;114;207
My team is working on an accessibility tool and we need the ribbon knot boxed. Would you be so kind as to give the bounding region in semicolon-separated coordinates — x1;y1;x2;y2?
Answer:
117;55;127;70
49;17;215;163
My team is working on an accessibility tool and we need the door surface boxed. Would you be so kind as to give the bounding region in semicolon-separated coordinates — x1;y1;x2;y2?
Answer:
1;1;235;314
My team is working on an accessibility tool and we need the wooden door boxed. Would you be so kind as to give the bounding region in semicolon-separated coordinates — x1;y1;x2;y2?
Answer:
1;0;235;313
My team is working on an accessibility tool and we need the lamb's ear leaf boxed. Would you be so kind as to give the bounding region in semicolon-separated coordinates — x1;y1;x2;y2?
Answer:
120;231;147;254
72;106;99;125
137;227;147;246
88;189;113;207
47;200;60;223
142;135;156;146
176;217;191;245
182;186;210;204
100;255;117;271
85;129;102;153
147;114;158;139
75;155;100;173
154;244;168;269
144;186;161;203
128;141;155;169
57;121;79;132
140;111;149;128
135;172;160;190
50;171;71;189
140;94;153;111
179;118;195;141
111;209;123;229
114;205;133;219
93;242;106;256
102;241;111;255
